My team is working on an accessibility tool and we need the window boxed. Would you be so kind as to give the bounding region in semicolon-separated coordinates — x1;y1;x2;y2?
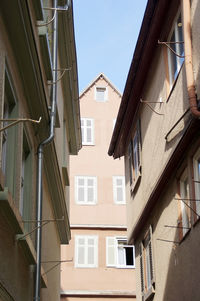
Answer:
81;118;94;145
75;235;98;268
95;87;107;102
140;226;155;299
128;120;141;188
113;176;126;204
167;12;184;89
1;68;18;197
20;131;32;232
193;149;200;218
75;176;97;204
106;237;135;268
178;169;190;237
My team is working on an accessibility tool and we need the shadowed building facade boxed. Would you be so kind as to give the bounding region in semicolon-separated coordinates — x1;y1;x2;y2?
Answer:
0;1;81;300
109;0;200;300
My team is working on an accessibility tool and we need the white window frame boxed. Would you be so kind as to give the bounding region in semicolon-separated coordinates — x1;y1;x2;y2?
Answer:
75;235;98;268
95;86;108;102
106;236;135;269
75;176;97;205
179;168;190;236
81;118;94;145
167;11;184;89
113;176;126;204
193;148;200;217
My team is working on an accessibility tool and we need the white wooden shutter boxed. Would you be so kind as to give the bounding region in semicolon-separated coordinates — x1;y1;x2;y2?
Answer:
106;237;117;267
139;242;145;294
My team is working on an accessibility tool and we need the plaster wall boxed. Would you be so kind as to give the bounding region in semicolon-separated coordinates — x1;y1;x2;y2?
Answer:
0;10;67;301
70;77;126;226
125;0;200;299
0;20;36;300
125;34;189;240
61;76;135;300
61;229;135;292
135;166;200;301
41;177;61;301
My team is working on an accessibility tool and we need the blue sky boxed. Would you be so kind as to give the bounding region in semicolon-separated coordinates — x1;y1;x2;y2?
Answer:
73;0;148;94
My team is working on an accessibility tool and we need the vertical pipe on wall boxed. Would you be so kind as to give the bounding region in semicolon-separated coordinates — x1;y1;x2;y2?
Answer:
34;0;58;299
182;0;200;117
34;0;70;299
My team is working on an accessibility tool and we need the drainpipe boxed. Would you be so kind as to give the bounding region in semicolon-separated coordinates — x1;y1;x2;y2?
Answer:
34;0;70;300
182;0;200;117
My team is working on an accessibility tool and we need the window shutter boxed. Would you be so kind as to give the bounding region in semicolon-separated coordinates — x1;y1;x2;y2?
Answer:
106;237;117;266
23;151;32;232
137;119;142;170
76;236;86;266
139;243;145;294
149;226;155;284
113;177;125;204
128;142;133;185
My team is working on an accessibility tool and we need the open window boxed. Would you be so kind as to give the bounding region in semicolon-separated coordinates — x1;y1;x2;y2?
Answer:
106;237;135;268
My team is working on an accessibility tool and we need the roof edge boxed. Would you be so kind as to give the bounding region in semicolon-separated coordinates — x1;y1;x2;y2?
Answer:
79;73;121;99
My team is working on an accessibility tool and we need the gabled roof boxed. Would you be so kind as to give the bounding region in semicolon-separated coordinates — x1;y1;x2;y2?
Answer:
79;73;121;99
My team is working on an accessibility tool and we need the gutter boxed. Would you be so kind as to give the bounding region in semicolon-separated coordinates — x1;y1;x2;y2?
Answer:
182;0;200;117
34;1;70;300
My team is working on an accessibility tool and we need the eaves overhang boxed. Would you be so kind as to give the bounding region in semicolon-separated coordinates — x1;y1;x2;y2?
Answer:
108;0;179;159
58;0;82;155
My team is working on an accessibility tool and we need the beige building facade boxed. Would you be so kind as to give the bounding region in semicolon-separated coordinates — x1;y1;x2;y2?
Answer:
0;1;81;300
109;0;200;300
61;74;136;300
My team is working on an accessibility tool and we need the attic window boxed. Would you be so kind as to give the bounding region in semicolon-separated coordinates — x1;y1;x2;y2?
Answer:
95;87;107;102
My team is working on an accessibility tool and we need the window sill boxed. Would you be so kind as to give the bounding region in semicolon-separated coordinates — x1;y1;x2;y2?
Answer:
107;265;135;269
0;168;5;190
75;202;97;206
62;166;70;186
75;265;98;269
166;63;184;103
131;172;141;194
0;188;47;288
178;227;191;244
193;215;200;228
143;286;155;301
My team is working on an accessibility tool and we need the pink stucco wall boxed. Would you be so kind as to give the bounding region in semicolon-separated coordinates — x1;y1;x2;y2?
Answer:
61;75;136;299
